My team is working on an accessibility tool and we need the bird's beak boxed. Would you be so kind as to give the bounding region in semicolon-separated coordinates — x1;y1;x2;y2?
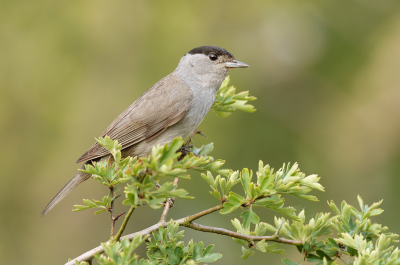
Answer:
224;60;250;68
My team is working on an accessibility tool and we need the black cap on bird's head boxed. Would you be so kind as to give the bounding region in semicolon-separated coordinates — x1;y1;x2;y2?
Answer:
186;45;249;68
188;45;235;60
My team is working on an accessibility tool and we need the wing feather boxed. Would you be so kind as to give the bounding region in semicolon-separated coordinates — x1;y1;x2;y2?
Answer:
76;75;193;163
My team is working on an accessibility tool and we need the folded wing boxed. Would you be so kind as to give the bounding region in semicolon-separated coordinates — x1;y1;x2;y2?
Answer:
76;74;193;163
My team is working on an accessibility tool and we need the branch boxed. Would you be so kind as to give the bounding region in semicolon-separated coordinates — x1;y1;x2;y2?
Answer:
160;177;179;222
183;222;301;245
109;187;115;238
111;170;149;242
112;206;135;242
65;204;302;264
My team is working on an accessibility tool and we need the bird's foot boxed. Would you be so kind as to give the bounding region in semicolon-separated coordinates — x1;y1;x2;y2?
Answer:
178;144;201;160
185;129;207;145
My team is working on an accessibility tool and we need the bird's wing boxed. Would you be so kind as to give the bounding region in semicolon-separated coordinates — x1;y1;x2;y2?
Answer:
76;74;193;163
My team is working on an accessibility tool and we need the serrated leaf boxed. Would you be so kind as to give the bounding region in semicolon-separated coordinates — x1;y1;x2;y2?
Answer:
240;168;252;198
241;247;255;260
241;207;260;228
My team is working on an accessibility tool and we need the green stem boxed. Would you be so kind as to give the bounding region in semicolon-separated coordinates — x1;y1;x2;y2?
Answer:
112;206;135;242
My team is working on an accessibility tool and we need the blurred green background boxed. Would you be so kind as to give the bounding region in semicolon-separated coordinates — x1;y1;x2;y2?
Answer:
2;0;400;264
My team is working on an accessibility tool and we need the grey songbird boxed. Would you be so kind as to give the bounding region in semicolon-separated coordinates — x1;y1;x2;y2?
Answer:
41;45;249;216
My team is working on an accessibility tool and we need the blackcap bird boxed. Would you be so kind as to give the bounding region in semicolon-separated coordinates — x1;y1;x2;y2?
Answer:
41;45;249;216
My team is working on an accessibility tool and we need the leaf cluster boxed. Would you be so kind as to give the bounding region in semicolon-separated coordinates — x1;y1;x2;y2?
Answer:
146;221;222;264
203;162;325;229
88;222;222;265
337;234;400;265
73;137;229;213
94;236;149;265
211;76;256;117
231;218;286;259
73;195;115;215
329;196;397;241
278;196;399;265
266;211;331;243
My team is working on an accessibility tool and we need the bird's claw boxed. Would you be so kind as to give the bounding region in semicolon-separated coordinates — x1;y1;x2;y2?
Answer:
178;145;192;155
177;144;199;160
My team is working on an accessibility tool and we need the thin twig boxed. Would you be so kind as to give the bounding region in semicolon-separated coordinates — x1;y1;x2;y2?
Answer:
65;204;302;265
115;212;126;220
109;187;115;237
108;188;124;239
113;206;135;242
183;204;222;222
112;170;149;242
160;177;179;222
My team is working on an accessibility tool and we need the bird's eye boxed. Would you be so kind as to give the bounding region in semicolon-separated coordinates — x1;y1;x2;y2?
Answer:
209;54;218;61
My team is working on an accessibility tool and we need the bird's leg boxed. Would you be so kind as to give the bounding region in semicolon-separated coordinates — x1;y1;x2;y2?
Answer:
185;130;197;146
185;129;207;146
177;144;193;160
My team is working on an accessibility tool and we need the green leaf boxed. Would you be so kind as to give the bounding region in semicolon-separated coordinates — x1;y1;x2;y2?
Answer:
241;247;255;260
220;192;245;214
241;207;260;228
210;190;221;200
256;241;285;254
211;76;257;117
240;168;252;199
83;199;97;208
94;209;107;215
95;235;147;264
193;143;214;156
201;172;218;190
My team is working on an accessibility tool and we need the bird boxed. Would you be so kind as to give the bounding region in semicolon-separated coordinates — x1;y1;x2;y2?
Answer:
41;45;249;216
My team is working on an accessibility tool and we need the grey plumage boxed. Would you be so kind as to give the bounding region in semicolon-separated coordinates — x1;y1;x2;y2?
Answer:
41;45;248;216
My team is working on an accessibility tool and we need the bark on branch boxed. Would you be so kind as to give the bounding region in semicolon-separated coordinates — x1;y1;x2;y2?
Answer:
159;177;179;222
65;204;301;265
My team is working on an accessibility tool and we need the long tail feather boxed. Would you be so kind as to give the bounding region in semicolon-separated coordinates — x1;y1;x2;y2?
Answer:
41;168;91;217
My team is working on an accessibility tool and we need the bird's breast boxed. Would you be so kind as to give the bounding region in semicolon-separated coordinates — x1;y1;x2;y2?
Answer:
182;87;216;129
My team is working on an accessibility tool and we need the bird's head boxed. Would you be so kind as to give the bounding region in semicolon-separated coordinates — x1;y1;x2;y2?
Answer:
175;45;249;86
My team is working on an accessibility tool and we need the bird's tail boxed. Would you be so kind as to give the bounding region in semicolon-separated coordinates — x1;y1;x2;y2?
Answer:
41;167;91;217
